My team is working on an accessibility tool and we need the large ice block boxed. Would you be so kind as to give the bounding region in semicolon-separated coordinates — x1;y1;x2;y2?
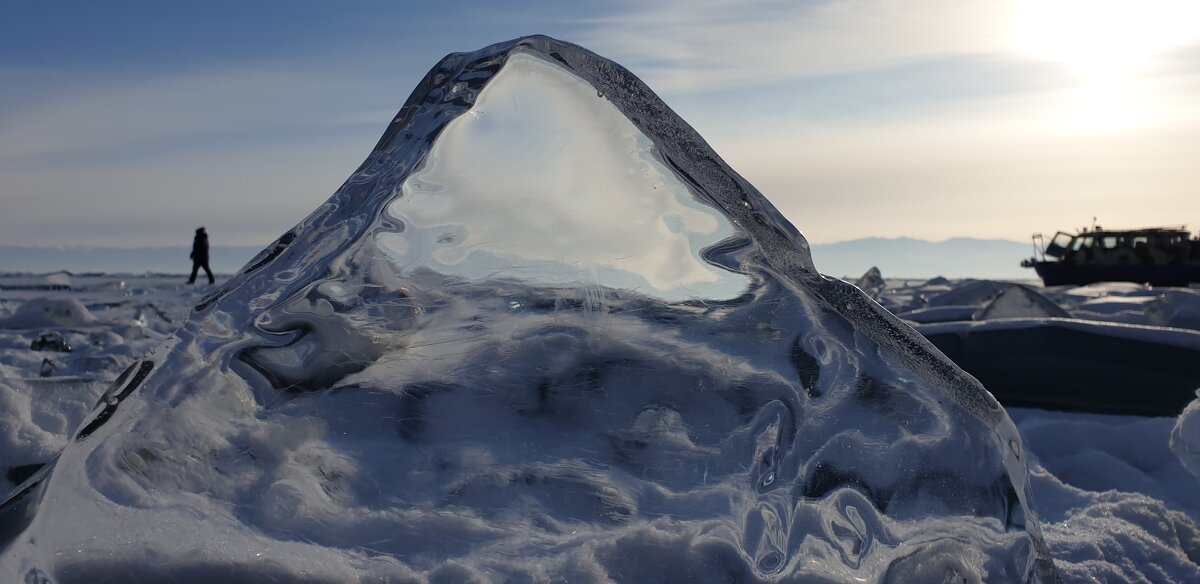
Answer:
0;36;1058;583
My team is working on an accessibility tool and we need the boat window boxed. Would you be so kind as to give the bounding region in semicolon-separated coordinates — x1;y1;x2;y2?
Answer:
1045;232;1073;258
1131;236;1149;249
1100;236;1118;249
1072;236;1092;251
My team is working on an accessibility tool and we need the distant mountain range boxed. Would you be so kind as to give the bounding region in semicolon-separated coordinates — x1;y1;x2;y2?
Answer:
0;237;1035;280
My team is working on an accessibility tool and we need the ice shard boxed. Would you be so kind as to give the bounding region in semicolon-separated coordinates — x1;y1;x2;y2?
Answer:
0;36;1058;582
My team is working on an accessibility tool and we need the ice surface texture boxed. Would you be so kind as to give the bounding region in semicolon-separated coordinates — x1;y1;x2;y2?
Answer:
0;36;1058;583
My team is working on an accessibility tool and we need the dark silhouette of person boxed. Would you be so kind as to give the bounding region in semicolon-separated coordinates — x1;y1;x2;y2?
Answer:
188;227;215;284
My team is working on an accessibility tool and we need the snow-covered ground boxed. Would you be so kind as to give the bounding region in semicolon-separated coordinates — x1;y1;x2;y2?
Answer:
866;275;1200;581
0;274;215;486
1012;408;1200;581
3;273;1200;582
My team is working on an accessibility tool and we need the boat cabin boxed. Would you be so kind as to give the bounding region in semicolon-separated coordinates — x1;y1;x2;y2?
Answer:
1023;226;1200;286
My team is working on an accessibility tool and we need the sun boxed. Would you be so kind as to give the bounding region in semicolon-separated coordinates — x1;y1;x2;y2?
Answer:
1012;0;1200;131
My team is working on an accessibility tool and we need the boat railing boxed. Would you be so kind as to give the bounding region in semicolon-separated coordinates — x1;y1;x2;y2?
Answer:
1031;233;1046;262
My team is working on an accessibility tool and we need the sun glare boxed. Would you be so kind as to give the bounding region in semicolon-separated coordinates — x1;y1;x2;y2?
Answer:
1013;0;1200;131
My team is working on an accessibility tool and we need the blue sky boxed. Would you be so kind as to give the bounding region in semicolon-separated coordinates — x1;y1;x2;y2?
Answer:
2;0;1198;249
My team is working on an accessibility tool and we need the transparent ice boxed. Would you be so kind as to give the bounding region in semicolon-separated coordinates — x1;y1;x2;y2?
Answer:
0;36;1058;583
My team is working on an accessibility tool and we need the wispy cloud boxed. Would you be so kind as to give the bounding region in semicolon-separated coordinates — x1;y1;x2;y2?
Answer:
2;2;1198;250
578;0;1200;95
0;65;400;161
576;0;1016;92
568;0;1200;244
708;76;1200;243
0;62;407;247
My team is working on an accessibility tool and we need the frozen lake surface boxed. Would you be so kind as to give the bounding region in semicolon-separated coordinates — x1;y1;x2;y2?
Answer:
2;35;1198;583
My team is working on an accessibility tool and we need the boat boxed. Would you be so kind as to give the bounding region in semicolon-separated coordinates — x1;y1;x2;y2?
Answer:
1021;225;1200;287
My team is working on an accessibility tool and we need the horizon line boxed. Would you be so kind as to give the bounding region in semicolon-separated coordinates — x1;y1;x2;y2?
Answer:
0;235;1034;251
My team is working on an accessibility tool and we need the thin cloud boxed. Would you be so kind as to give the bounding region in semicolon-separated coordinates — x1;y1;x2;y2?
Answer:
576;0;1015;92
3;4;1198;251
0;62;403;247
711;80;1200;244
0;65;399;160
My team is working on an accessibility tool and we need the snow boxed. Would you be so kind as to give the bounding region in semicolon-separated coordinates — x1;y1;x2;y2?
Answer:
0;278;206;478
6;277;1198;581
1;276;1066;582
1015;408;1200;583
854;274;1200;580
0;297;97;329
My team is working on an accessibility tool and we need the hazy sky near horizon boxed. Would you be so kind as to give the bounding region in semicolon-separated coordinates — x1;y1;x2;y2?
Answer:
2;0;1198;249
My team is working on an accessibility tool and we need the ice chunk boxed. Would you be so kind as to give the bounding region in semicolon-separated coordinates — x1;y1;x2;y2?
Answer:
40;273;72;291
1172;397;1200;481
0;273;71;292
853;266;886;299
923;279;1007;308
1146;290;1200;331
37;358;55;378
0;36;1057;582
895;304;979;324
29;332;71;353
0;297;96;329
974;285;1069;320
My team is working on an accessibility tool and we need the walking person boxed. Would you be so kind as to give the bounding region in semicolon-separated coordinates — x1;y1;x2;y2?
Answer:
188;227;215;284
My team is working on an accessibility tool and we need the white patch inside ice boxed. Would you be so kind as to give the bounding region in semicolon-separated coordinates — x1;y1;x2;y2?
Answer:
384;53;742;300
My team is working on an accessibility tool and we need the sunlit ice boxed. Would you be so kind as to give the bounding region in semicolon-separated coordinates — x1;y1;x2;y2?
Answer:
1012;0;1200;132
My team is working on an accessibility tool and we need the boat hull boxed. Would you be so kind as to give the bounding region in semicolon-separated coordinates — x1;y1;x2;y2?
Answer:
1032;261;1200;287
